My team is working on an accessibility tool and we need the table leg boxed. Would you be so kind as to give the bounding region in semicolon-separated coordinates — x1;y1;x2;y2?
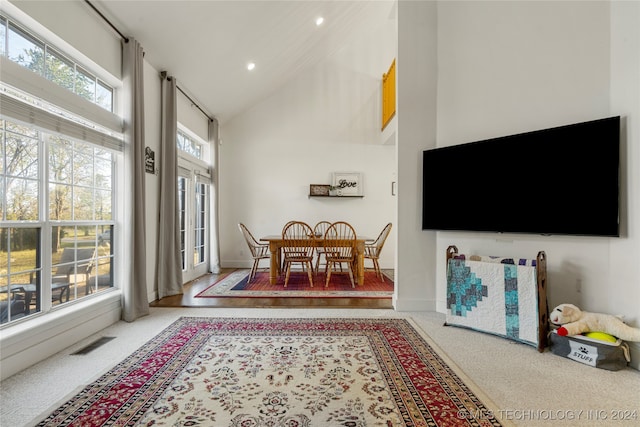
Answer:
356;241;365;285
269;242;279;285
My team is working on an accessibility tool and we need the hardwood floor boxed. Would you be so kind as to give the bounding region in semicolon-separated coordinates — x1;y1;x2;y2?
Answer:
150;268;393;309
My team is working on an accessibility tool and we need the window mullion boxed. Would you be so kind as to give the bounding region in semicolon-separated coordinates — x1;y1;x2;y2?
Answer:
40;134;52;311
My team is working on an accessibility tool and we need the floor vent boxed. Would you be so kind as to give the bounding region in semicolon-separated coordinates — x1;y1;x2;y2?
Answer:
71;336;116;355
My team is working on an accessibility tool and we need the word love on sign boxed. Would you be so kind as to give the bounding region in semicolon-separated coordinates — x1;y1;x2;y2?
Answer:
337;179;357;189
332;172;363;196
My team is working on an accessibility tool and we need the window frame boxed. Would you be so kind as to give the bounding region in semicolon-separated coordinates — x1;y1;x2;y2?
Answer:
1;119;118;325
1;13;115;113
0;11;122;326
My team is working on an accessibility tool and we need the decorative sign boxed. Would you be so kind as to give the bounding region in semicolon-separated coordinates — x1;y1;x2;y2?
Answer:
332;172;363;196
309;184;331;196
145;147;155;174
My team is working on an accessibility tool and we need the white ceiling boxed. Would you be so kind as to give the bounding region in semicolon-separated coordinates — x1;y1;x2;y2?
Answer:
95;1;396;124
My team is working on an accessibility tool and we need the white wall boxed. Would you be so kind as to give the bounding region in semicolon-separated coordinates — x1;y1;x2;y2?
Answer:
218;6;398;271
394;0;438;311
610;0;640;368
430;0;639;368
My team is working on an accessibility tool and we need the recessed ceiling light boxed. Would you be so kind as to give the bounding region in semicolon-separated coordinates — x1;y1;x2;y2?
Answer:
315;17;324;26
247;62;256;71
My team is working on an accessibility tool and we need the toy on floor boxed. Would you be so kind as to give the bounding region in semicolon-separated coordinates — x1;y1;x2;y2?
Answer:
550;303;640;342
584;331;617;343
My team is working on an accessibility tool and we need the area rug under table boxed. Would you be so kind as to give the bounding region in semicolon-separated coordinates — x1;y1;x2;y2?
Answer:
195;269;394;298
35;317;506;426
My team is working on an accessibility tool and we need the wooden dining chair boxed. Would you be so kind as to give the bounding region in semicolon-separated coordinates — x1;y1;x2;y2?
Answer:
313;221;332;272
323;221;357;288
282;221;315;287
238;223;270;282
364;222;392;280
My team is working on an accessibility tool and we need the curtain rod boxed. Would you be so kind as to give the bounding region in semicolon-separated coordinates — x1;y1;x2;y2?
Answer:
161;72;214;122
84;0;129;42
177;85;215;123
84;2;215;123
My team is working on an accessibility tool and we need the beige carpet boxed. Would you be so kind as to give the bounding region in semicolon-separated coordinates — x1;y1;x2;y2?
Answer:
1;308;639;427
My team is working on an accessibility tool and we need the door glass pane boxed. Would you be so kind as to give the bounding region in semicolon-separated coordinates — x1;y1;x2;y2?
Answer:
178;177;186;270
194;182;207;265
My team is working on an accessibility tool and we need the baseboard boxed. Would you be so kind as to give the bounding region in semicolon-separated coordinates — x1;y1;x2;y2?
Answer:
393;296;436;312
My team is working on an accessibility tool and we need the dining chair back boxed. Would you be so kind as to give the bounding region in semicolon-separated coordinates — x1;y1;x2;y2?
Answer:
238;223;270;282
364;222;392;280
313;221;333;271
323;221;357;288
281;221;315;287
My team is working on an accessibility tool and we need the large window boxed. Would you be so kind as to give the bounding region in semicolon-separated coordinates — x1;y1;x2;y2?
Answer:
0;119;115;324
0;14;113;112
0;13;120;325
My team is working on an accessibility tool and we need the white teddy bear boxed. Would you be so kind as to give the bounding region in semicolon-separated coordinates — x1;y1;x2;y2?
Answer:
550;303;640;342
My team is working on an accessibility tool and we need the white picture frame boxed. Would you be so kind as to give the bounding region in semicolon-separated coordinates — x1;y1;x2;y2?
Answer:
332;172;363;196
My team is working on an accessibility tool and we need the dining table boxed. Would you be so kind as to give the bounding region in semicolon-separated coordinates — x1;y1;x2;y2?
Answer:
260;234;371;285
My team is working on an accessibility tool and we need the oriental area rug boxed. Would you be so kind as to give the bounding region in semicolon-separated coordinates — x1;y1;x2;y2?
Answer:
195;269;394;299
35;317;505;427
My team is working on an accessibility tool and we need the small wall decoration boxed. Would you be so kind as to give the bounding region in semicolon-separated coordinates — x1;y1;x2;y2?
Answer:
145;147;155;174
332;172;363;196
309;184;331;196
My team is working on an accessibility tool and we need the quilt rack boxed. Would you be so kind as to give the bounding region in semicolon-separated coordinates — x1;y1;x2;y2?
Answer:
445;245;549;352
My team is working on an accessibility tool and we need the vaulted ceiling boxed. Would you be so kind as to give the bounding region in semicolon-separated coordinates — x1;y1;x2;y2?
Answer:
95;1;396;123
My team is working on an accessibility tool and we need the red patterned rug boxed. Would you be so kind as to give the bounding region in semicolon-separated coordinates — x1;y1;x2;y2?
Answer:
195;269;394;298
35;317;505;426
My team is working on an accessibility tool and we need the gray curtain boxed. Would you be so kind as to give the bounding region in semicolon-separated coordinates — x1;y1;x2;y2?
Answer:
209;118;221;274
122;38;149;322
156;73;183;298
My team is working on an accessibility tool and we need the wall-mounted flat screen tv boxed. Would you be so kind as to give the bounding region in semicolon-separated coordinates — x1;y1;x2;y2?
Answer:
422;116;620;236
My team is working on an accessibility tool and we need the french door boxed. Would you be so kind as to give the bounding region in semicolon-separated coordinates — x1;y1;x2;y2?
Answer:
178;168;210;283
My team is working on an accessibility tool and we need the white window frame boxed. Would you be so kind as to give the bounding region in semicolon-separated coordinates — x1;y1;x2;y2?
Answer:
0;10;123;326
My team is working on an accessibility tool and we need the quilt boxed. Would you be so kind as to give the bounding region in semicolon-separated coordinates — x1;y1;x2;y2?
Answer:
446;254;540;347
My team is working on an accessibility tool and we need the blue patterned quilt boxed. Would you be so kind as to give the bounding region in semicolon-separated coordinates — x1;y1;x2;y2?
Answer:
446;255;539;347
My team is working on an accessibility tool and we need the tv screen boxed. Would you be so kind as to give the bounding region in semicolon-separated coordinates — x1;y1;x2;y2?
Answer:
422;116;620;236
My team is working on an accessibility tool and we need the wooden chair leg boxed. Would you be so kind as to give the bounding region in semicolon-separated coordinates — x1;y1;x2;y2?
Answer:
306;261;314;287
284;262;291;287
249;259;258;282
373;259;382;279
347;262;355;288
